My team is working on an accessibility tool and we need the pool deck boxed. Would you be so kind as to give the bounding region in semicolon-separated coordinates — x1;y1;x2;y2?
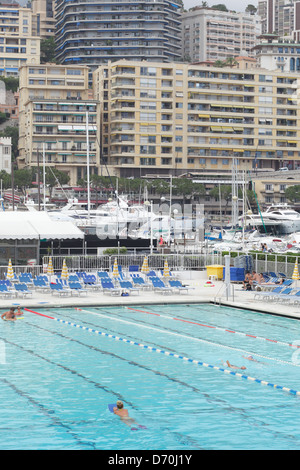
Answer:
2;277;300;321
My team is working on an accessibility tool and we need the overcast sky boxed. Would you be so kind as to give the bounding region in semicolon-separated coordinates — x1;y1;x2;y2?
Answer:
182;0;258;12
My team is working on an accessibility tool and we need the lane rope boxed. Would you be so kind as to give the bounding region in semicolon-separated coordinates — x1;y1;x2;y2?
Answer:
24;308;300;398
126;307;300;350
73;307;299;367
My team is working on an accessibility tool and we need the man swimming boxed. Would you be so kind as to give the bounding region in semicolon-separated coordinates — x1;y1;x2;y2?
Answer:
113;401;146;430
1;308;16;321
225;360;246;371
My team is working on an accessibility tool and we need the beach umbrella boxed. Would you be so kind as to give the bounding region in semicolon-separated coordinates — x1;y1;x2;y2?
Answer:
141;256;149;274
6;259;14;281
163;259;170;277
47;257;54;276
112;258;119;278
292;259;300;281
61;259;69;280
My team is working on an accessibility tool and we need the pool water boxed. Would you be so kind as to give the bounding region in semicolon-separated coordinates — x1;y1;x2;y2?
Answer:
1;303;300;450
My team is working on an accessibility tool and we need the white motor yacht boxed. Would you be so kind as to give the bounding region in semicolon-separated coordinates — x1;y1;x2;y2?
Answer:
261;204;300;234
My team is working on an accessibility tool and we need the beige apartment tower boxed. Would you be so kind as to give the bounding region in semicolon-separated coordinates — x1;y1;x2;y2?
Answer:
93;60;300;179
0;4;40;76
181;7;260;63
18;64;100;185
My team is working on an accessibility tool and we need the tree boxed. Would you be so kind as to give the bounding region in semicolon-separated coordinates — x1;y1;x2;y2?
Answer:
45;167;70;197
245;4;257;14
285;185;300;204
13;168;34;195
211;4;228;11
40;38;57;64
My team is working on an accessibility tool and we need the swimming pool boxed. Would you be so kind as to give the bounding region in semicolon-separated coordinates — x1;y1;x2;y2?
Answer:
1;303;300;450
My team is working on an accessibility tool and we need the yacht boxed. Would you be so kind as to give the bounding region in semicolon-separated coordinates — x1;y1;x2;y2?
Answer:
261;204;300;234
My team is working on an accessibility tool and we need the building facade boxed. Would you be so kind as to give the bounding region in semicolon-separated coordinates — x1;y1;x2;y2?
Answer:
55;0;182;70
0;137;11;174
18;64;100;185
93;60;300;179
181;7;260;63
254;33;300;72
0;4;40;77
31;0;56;39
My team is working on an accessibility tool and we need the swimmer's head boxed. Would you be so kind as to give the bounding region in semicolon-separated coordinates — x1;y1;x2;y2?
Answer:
116;401;123;409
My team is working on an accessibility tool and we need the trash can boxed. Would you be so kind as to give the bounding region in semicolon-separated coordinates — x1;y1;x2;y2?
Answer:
206;265;225;280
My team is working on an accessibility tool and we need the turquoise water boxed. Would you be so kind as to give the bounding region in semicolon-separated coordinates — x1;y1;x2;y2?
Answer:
1;303;300;450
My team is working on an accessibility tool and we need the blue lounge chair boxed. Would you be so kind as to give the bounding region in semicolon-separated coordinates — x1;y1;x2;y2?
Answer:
130;275;152;290
33;278;50;292
69;282;88;296
14;283;32;298
97;271;110;279
119;280;139;295
50;283;71;297
168;280;191;294
101;279;121;296
269;287;293;303
254;285;283;300
0;284;16;299
149;277;174;294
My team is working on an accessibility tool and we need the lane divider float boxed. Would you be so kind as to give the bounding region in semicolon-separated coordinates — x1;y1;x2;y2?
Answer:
126;307;300;350
24;307;300;397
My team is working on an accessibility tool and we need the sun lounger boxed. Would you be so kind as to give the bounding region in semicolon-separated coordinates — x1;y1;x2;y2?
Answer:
149;277;174;294
69;282;88;296
168;280;191;294
14;283;33;298
119;280;139;295
130;275;152;290
50;283;71;297
101;279;121;296
254;285;283;300
0;284;16;299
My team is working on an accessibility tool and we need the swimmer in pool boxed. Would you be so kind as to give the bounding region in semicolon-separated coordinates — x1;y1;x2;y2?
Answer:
16;306;23;317
225;360;246;371
113;401;135;426
1;308;16;322
113;401;146;430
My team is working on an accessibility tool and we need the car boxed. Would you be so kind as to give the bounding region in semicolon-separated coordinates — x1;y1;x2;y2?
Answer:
279;167;289;171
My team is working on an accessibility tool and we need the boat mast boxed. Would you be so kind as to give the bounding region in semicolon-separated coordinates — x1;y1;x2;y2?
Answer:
86;111;91;222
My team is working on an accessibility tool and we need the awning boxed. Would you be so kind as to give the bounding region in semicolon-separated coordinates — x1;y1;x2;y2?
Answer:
0;212;84;240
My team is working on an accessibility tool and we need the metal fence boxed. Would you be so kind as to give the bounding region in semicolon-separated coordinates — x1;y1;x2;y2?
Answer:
42;253;224;273
2;251;299;279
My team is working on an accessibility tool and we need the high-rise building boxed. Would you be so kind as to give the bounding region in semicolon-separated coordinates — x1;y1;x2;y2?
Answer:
18;64;100;185
181;7;260;63
55;0;182;71
258;0;300;39
31;0;56;38
0;3;40;77
93;60;300;179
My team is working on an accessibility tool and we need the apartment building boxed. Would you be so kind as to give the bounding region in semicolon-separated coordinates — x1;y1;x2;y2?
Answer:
254;33;300;72
93;60;300;179
31;0;56;38
0;3;40;77
251;170;300;206
18;64;100;185
55;0;182;71
258;0;298;38
181;7;260;63
0;137;11;174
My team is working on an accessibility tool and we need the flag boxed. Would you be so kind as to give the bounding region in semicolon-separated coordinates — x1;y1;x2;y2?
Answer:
6;259;14;280
141;256;149;274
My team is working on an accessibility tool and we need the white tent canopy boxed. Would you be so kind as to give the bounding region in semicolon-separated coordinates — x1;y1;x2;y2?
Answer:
0;211;84;240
